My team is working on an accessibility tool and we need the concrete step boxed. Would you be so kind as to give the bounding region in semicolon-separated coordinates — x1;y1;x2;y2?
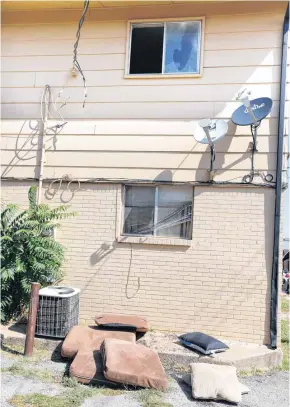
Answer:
138;332;283;373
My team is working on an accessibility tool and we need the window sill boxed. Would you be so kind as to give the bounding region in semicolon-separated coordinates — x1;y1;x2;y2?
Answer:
117;235;191;247
124;73;202;79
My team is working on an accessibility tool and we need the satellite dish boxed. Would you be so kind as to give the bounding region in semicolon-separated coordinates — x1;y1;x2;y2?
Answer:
231;97;273;126
194;119;228;181
194;119;228;145
231;89;274;184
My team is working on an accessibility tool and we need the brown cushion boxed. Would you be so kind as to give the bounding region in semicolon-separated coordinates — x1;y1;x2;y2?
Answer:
70;349;116;385
61;326;135;359
101;338;168;390
95;313;149;333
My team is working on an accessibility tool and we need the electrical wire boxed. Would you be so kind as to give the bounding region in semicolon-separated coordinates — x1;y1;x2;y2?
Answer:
40;85;68;132
73;0;90;108
3;176;279;189
127;204;192;235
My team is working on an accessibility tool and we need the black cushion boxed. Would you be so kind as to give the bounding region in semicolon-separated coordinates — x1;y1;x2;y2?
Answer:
97;323;137;333
179;332;229;355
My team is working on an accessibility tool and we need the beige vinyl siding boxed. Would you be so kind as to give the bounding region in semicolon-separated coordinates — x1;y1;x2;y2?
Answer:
1;3;288;183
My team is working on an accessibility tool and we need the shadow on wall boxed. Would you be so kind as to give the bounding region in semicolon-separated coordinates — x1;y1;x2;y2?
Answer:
1;120;41;179
45;178;81;203
1;119;61;179
87;241;141;300
86;238;189;302
154;169;173;182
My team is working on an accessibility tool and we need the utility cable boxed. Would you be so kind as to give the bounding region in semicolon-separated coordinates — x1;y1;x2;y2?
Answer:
73;0;90;108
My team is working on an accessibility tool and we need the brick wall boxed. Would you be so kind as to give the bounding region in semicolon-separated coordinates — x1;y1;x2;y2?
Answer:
1;180;280;345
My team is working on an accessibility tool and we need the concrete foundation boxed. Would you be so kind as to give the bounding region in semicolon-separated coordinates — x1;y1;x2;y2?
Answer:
1;325;282;373
138;332;283;372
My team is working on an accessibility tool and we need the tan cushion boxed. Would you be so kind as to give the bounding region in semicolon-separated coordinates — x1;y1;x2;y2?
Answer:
70;350;108;385
95;313;149;333
101;338;168;390
182;372;250;394
61;326;135;359
190;363;242;403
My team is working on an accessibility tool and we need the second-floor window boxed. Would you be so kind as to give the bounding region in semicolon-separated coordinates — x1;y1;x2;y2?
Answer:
127;19;203;76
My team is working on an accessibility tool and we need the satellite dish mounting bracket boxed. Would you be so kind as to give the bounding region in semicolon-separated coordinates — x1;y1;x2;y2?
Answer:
232;89;273;184
198;119;216;181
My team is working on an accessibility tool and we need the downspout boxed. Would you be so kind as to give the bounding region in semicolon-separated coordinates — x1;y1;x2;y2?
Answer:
38;85;51;204
270;4;289;349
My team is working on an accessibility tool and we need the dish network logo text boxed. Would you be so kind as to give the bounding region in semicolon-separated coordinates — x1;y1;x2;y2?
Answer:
244;103;265;114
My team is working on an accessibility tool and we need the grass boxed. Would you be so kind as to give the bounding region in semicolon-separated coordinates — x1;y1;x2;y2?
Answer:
1;363;61;383
281;319;289;371
136;388;172;407
10;388;93;407
0;343;51;363
238;368;266;377
10;384;126;407
281;297;290;313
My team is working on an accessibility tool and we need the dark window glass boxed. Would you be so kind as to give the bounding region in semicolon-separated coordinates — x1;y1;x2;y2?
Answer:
124;186;155;235
129;26;164;74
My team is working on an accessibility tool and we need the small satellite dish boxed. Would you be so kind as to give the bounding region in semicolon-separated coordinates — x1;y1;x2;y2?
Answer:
194;119;228;181
231;97;273;126
194;119;228;145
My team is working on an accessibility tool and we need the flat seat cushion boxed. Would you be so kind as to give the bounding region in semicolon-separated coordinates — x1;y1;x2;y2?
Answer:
95;314;149;333
182;373;250;395
101;338;168;390
179;332;228;355
190;363;242;404
61;326;135;359
70;349;118;386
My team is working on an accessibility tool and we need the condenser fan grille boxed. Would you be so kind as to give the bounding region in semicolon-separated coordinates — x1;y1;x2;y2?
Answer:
36;288;79;338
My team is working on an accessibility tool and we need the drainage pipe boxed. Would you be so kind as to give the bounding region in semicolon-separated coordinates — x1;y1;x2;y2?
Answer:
270;4;289;349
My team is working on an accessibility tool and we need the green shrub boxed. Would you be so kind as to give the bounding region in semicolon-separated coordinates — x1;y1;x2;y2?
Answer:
1;186;76;323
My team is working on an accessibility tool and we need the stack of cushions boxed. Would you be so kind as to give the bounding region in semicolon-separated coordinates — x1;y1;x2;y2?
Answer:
183;363;250;404
95;313;149;333
179;332;229;355
61;313;167;389
61;326;136;359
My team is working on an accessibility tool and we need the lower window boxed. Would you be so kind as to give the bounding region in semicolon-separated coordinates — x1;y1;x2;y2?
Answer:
123;185;193;239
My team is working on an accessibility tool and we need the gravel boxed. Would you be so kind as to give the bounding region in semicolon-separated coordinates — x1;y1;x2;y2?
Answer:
164;372;289;407
82;395;141;407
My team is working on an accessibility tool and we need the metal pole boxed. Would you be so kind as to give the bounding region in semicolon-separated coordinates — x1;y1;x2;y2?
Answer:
203;126;215;181
24;283;41;357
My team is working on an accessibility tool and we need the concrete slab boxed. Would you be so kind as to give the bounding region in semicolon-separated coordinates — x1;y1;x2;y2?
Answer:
1;324;282;372
138;332;283;372
0;323;61;351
